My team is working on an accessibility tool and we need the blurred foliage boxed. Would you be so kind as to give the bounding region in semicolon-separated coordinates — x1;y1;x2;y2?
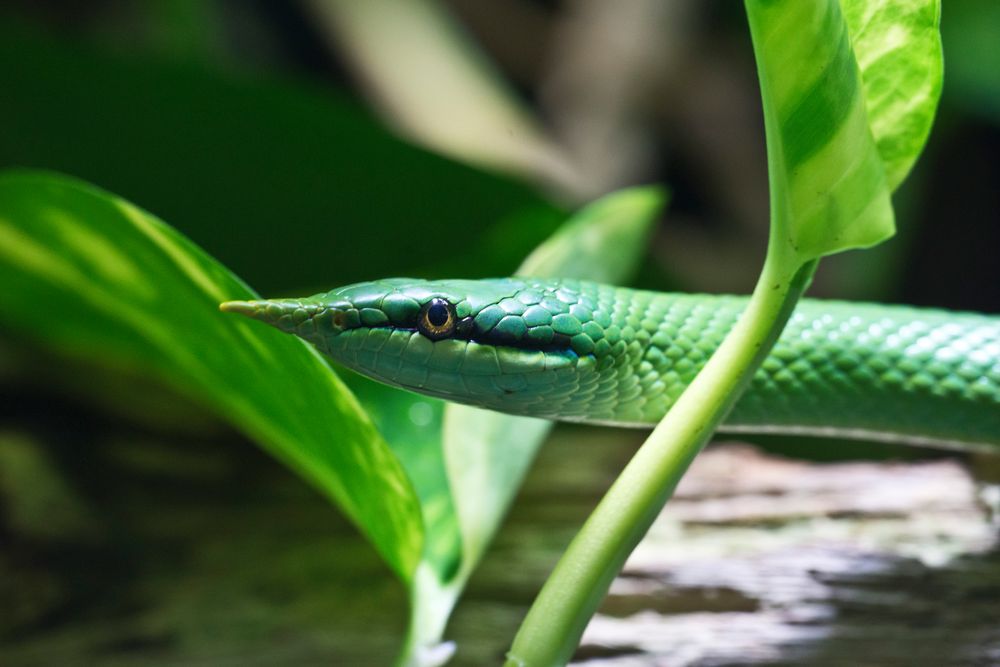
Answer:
940;0;1000;122
0;20;564;295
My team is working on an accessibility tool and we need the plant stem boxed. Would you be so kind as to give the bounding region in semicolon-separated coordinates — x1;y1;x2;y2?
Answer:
396;562;464;667
503;249;817;667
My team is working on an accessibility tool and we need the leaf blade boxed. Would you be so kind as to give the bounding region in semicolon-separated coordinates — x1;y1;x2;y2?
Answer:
0;170;424;582
747;0;896;261
841;0;943;190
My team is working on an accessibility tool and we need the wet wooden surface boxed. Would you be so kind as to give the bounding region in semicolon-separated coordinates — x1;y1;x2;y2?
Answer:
451;434;1000;667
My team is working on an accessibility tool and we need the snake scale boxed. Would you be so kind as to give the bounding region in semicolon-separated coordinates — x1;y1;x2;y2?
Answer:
222;277;1000;450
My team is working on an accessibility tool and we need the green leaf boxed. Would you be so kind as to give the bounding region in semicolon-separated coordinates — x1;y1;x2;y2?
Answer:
517;186;666;282
398;187;666;657
344;372;461;583
840;0;943;190
0;170;424;583
746;0;896;261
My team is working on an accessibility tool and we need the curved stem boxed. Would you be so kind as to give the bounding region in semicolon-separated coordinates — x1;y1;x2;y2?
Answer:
504;250;817;667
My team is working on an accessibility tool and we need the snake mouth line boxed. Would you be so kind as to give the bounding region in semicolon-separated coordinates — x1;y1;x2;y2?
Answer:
360;324;587;358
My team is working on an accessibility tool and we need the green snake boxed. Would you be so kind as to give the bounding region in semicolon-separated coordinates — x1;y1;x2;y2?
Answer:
221;278;1000;450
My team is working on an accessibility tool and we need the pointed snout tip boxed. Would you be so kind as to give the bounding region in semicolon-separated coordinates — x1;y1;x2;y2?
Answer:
219;300;262;317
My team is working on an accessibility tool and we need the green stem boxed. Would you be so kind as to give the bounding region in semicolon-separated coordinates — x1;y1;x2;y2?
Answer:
503;249;817;667
396;563;460;667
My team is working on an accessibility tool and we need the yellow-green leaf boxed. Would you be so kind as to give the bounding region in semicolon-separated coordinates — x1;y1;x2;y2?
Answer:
841;0;943;190
747;0;896;261
0;170;424;583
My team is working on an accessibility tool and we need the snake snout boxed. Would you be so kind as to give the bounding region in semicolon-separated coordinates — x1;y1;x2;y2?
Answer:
219;300;262;316
219;298;333;336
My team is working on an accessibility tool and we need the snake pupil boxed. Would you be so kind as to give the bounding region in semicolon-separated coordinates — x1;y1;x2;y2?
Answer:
417;298;456;340
427;300;450;327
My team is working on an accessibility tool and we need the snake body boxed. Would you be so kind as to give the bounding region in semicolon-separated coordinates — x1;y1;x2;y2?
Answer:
222;278;1000;450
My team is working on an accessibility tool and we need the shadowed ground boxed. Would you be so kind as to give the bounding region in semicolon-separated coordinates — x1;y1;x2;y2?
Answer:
1;385;997;666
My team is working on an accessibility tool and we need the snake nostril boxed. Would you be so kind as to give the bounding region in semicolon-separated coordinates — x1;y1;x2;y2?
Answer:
332;311;346;328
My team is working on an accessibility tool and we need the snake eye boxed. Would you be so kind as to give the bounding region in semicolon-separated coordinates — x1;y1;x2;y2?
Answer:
418;298;456;340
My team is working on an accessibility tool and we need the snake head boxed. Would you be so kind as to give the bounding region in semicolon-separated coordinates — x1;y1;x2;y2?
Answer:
220;277;607;415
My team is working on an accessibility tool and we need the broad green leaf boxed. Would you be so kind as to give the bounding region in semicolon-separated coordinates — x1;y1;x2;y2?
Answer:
746;0;895;261
517;187;666;282
345;372;461;583
841;0;943;190
0;171;423;583
397;187;666;659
